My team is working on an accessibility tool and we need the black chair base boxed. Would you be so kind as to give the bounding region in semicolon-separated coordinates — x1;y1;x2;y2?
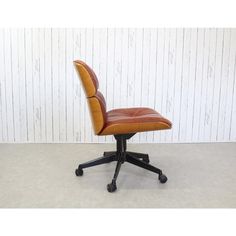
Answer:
75;133;167;193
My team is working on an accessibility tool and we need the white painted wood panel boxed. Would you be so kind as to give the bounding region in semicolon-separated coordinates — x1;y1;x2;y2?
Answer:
0;28;235;143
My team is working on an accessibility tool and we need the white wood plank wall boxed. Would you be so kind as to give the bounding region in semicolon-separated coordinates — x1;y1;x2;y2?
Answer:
0;28;236;143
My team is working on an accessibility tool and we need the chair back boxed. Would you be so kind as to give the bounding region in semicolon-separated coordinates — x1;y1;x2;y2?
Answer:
74;60;107;135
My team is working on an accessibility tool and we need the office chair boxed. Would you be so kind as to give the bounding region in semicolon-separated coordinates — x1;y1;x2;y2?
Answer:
74;60;172;193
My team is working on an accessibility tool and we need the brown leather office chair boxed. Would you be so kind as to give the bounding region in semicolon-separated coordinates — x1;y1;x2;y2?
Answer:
74;60;172;192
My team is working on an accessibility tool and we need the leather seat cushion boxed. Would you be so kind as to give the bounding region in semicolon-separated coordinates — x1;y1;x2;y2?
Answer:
100;107;172;135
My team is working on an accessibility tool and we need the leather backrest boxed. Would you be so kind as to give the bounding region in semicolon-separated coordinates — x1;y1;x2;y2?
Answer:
73;60;107;134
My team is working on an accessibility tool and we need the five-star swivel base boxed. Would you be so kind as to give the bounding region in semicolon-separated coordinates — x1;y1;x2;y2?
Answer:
75;133;167;193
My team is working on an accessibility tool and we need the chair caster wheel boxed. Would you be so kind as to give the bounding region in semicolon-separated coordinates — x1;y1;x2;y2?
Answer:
75;168;83;176
107;182;117;193
159;174;167;184
143;157;150;163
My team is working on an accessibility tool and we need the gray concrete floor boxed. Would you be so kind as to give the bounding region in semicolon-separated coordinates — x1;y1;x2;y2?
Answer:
0;143;235;208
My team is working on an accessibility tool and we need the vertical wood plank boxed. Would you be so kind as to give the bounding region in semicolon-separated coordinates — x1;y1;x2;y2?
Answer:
24;29;34;142
65;28;74;142
229;30;236;141
113;29;123;109
44;28;53;142
58;29;67;142
0;30;8;142
164;29;177;142
10;29;21;142
203;29;217;141
223;29;236;140
127;28;136;108
185;29;198;142
51;29;60;142
120;29;129;108
210;29;224;141
4;29;15;142
31;29;42;142
217;29;231;141
39;29;46;142
179;29;192;142
0;30;4;142
18;29;28;142
172;29;184;142
198;29;211;142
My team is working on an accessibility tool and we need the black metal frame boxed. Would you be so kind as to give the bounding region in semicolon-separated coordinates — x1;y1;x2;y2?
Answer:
75;133;167;192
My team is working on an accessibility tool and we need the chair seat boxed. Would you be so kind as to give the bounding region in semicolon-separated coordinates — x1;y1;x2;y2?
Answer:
100;107;172;135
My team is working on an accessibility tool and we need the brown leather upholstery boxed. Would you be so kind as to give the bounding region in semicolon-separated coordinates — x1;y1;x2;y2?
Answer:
87;92;107;134
74;60;106;134
74;60;99;97
100;108;171;135
73;60;172;136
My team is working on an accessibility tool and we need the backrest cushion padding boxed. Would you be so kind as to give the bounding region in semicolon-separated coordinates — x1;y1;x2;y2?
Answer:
74;60;106;135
